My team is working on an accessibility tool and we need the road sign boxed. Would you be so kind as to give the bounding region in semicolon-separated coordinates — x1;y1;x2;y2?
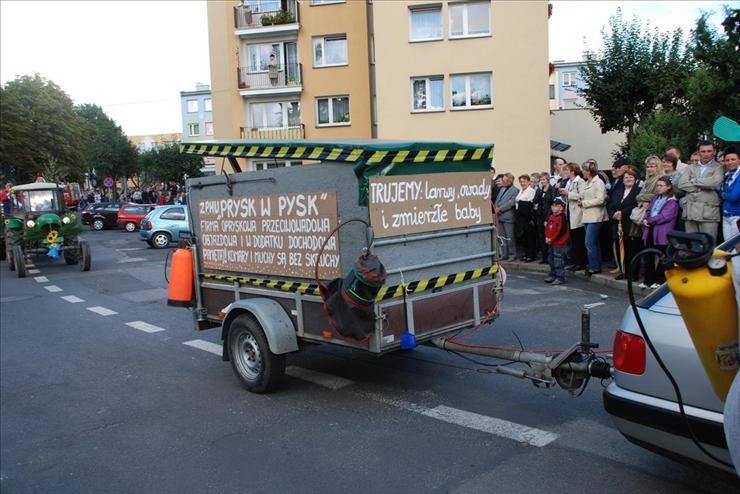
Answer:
103;177;114;188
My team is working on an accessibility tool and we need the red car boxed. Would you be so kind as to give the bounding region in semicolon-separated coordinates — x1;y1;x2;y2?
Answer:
117;204;157;232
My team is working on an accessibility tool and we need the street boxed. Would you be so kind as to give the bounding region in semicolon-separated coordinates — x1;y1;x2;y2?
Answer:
0;229;736;493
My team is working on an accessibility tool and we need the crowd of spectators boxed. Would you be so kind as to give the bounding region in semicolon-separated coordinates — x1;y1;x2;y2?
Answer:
492;141;740;288
78;183;186;210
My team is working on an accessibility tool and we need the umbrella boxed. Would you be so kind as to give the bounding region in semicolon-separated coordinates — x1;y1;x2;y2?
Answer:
617;222;625;274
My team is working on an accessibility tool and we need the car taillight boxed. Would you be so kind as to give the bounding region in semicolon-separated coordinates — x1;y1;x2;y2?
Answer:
613;329;646;375
145;222;152;230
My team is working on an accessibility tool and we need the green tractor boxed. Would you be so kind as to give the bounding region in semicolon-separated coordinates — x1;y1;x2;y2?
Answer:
3;183;91;277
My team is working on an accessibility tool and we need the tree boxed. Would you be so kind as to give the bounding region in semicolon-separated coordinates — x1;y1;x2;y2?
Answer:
580;9;693;146
626;109;696;173
75;104;138;187
137;144;204;185
685;8;740;138
0;74;87;184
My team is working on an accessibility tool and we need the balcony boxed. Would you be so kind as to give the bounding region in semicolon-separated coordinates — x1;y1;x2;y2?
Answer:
240;124;304;140
237;63;302;96
234;1;299;37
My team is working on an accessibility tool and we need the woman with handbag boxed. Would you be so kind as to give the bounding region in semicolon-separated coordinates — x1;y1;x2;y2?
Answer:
578;160;608;275
641;177;679;289
607;166;641;280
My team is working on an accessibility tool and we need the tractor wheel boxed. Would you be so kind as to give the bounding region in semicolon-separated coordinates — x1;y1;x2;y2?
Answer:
64;242;79;265
79;240;91;271
13;245;26;278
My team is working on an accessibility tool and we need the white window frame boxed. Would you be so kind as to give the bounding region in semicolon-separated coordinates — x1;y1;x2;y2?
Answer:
310;0;345;5
315;95;351;127
186;100;198;113
205;122;214;136
246;0;281;13
187;123;200;136
562;71;577;87
410;76;445;113
450;72;493;110
449;1;491;39
408;6;443;43
313;35;348;67
247;42;283;72
253;160;303;171
250;101;301;129
204;98;212;112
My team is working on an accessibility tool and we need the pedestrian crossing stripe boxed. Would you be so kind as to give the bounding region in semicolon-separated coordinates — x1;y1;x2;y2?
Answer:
201;264;498;301
179;144;494;165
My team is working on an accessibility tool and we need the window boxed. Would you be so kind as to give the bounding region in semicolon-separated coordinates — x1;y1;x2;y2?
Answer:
161;207;185;221
248;43;282;71
316;96;350;126
246;0;280;12
562;71;577;87
254;161;303;171
124;206;146;214
409;7;442;42
450;73;492;109
549;84;555;99
205;122;214;136
310;0;345;5
187;100;198;113
204;98;212;112
411;76;444;112
449;1;491;38
313;35;347;67
251;101;300;128
188;123;200;136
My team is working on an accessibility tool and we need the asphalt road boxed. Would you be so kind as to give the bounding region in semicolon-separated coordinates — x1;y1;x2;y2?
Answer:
1;228;736;493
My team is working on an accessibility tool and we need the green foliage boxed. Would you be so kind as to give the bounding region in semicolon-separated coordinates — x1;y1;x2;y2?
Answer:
685;8;740;139
626;109;695;174
137;144;204;185
581;8;693;144
22;221;85;245
0;75;86;184
75;104;138;183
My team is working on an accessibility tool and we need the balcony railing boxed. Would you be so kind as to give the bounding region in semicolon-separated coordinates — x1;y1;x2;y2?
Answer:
240;125;304;140
234;1;299;30
237;63;302;91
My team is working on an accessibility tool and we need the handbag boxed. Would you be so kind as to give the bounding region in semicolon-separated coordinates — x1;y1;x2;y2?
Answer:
630;205;646;225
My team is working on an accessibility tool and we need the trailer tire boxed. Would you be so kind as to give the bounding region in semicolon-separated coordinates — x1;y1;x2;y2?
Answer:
227;314;285;393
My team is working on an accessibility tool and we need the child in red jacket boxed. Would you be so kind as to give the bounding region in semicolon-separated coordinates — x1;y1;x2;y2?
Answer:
544;197;570;285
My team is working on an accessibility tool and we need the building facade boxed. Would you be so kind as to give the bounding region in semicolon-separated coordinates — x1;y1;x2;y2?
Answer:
129;133;182;153
549;61;588;110
206;0;550;177
180;83;214;140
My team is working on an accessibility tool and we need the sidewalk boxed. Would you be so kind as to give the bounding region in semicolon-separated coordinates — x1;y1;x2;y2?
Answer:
500;259;630;292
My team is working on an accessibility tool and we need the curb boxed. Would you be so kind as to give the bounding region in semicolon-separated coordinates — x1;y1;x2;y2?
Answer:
500;260;630;293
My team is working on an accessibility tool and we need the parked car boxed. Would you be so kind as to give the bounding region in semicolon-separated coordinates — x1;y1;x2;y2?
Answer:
81;202;124;230
139;205;189;248
117;204;156;232
604;233;739;474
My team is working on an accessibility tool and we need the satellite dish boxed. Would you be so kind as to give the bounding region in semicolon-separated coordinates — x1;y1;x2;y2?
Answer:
713;116;740;142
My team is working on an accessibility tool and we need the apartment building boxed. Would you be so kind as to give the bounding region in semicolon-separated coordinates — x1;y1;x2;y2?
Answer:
180;83;214;139
206;0;371;173
206;0;550;176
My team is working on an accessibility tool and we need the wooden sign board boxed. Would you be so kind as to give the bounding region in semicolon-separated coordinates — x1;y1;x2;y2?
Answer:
197;192;341;279
368;172;493;238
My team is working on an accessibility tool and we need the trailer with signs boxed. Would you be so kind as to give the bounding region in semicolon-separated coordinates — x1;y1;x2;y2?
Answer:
173;139;610;393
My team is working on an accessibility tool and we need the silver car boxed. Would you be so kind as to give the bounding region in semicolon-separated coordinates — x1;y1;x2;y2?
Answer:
603;233;738;474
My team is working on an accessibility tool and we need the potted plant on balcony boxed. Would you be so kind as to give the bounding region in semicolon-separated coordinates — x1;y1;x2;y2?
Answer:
273;9;295;25
261;14;274;26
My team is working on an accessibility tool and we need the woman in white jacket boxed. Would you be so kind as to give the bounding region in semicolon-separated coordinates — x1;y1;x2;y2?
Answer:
558;163;586;270
578;160;609;275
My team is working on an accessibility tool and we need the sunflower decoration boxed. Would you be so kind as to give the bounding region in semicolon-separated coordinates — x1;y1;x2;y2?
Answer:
46;230;61;257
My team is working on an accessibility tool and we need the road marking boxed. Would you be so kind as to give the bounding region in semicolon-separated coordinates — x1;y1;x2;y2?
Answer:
61;295;85;303
44;285;63;293
183;339;221;355
117;257;146;263
34;276;49;283
286;366;354;391
87;306;118;316
27;269;40;274
362;393;558;447
26;263;36;268
126;321;166;333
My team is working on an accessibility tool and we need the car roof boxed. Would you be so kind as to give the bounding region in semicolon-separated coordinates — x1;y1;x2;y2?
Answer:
12;183;63;191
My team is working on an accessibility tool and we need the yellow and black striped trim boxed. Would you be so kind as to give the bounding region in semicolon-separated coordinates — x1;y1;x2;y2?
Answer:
179;143;494;165
201;263;498;301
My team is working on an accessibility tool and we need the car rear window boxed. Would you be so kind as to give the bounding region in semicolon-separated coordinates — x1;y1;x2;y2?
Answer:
160;207;185;221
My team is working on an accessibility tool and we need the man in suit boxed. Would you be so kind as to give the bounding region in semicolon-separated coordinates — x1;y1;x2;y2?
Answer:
677;140;724;241
494;173;519;260
606;158;628;271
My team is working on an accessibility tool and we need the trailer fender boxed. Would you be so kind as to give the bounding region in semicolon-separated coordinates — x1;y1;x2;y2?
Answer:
220;298;298;360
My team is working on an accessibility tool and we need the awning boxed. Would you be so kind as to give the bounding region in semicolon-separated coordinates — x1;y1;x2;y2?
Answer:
550;140;571;152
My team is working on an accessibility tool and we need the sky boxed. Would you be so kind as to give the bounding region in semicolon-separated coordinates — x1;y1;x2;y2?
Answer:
0;1;733;137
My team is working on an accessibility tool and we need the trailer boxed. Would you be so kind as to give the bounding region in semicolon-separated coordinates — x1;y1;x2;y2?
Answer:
172;139;611;393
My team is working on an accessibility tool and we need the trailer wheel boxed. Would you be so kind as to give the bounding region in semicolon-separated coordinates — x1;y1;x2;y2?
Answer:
79;240;91;271
13;245;26;278
227;314;285;393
